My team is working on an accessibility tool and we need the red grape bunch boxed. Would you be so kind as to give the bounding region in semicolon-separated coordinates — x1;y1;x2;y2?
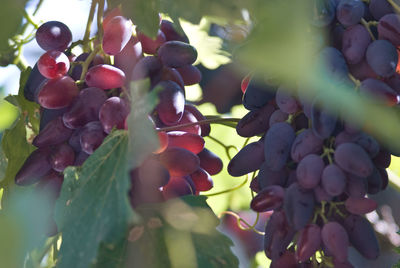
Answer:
16;8;223;235
228;0;400;266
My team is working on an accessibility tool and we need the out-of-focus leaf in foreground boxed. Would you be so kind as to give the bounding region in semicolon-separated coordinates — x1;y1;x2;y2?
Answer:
0;188;53;268
125;195;239;268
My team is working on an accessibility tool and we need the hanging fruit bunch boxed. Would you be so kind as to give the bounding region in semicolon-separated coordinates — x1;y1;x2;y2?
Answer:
15;6;224;236
228;0;400;266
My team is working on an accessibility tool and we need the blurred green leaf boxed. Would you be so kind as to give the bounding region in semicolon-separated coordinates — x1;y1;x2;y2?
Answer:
118;0;244;38
0;188;54;268
0;0;28;51
128;79;160;167
55;131;137;268
0;99;18;131
125;196;239;268
0;68;39;200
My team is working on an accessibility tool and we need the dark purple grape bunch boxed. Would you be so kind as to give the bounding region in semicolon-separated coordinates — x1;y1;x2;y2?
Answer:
227;0;400;265
128;18;224;206
17;10;224;235
228;47;394;267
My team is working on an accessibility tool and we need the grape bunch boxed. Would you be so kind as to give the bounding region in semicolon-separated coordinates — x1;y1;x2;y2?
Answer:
16;9;223;235
228;0;400;266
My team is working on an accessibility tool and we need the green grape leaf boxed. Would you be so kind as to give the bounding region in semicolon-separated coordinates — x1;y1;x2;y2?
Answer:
125;196;239;268
0;69;39;197
122;0;160;38
55;80;159;268
55;131;137;268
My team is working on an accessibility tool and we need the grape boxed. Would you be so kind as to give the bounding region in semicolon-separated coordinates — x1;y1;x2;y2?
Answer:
137;30;166;55
131;56;162;81
345;196;377;215
359;78;398;106
296;224;321;262
258;162;288;189
270;250;297;268
284;183;315;231
102;7;122;30
49;143;75;172
348;59;378;81
332;259;355;268
269;109;288;127
291;129;323;162
228;140;265;176
130;177;164;206
346;173;367;198
157;41;197;68
264;122;295;171
166;131;205;154
331;24;345;50
39;107;68;131
79;121;106;155
167;110;201;135
369;0;394;20
102;16;133;55
154;67;185;89
314;185;333;202
236;102;275;137
70;53;104;81
197;148;223;175
378;14;400;47
176;65;202;85
184;104;210;137
159;147;200;177
343;214;380;259
334;143;373;178
378;167;389;190
264;210;295;260
336;0;364;27
114;37;143;83
321;164;346;196
85;64;126;90
366;167;383;194
37;76;79;109
243;80;276;111
250;185;285;212
99;97;130;134
373;149;391;168
250;177;261;193
36;21;72;51
275;86;299;114
155;80;185;125
190;168;213;191
63;87;108;129
68;128;83;152
309;0;337;27
386;73;400;94
296;154;324;189
352;133;380;157
321;221;349;262
365;40;398;78
35;170;63;200
160;20;189;43
15;148;52;186
74;151;89;166
137;156;170;188
342;24;371;65
33;116;73;148
311;95;338;139
37;50;70;79
318;47;349;84
162;176;194;199
24;64;47;102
